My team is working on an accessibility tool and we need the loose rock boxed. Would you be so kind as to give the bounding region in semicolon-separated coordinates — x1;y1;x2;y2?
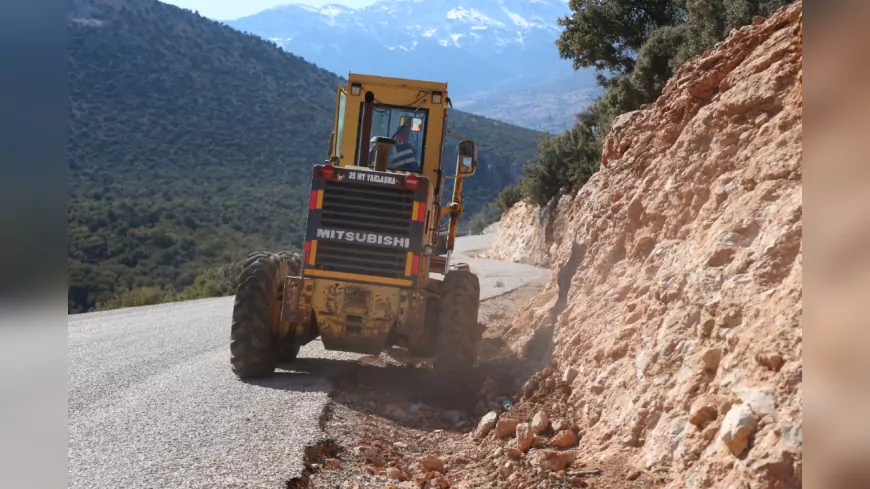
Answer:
516;423;534;451
550;429;579;448
719;403;759;456
563;366;579;383
689;404;718;428
495;418;519;438
531;411;550;434
506;447;523;460
701;348;723;372
386;467;405;481
689;397;719;428
474;411;499;439
420;455;445;473
534;450;576;472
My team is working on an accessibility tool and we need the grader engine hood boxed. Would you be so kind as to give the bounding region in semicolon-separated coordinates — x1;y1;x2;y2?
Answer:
301;164;430;288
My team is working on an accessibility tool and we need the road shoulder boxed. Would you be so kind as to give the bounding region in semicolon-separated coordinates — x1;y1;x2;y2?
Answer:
288;280;549;489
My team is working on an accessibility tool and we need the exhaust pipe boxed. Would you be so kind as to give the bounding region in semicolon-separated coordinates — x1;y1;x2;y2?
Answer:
372;136;396;172
356;91;375;167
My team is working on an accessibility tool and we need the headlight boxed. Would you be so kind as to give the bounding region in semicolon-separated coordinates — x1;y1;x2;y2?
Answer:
422;244;434;256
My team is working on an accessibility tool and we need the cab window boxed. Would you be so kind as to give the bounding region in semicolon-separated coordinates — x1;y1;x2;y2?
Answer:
335;89;347;156
367;105;428;173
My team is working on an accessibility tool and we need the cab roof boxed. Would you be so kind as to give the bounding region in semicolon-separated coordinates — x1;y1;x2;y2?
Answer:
346;72;448;93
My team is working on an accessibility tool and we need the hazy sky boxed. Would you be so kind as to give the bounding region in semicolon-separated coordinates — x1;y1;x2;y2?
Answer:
160;0;377;21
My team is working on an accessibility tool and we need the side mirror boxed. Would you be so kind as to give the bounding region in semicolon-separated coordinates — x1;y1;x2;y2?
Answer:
457;140;477;176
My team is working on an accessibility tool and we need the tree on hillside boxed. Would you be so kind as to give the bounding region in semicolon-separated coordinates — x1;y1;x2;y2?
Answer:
519;111;602;207
511;0;792;208
556;0;792;124
556;0;685;78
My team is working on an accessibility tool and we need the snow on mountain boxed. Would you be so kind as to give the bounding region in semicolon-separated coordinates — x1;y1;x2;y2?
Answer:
225;0;597;129
236;0;566;49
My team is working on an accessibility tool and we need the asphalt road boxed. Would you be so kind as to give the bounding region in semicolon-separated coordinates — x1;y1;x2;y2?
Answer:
67;234;549;489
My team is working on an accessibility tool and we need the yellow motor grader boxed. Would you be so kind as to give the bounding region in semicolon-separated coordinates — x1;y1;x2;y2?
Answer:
230;73;482;378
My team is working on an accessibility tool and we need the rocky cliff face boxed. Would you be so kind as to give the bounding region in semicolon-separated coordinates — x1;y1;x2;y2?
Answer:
488;3;802;487
484;196;571;267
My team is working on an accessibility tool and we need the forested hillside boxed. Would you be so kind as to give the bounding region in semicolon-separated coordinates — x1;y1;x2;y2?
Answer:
67;0;540;313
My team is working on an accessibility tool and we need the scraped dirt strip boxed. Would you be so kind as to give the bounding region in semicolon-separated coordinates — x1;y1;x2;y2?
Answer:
284;282;651;489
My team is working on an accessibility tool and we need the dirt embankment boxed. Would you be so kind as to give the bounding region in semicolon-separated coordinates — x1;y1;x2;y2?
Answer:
479;2;803;488
300;3;802;488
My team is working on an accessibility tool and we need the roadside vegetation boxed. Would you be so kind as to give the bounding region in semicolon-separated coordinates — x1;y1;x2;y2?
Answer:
503;0;791;208
70;0;789;313
95;258;245;311
67;0;539;313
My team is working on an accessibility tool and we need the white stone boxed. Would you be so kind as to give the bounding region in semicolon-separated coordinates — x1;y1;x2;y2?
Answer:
562;366;579;383
733;385;776;415
719;403;758;456
531;410;550;434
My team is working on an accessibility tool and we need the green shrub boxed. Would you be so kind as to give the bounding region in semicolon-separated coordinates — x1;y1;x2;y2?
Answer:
94;259;246;310
96;287;171;311
519;112;602;207
175;260;244;301
497;185;523;212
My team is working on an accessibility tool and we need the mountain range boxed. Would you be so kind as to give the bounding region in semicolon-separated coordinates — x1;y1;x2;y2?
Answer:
225;0;600;131
67;0;541;312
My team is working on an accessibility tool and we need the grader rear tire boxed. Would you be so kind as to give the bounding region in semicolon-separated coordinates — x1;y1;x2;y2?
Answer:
230;252;295;378
432;264;482;375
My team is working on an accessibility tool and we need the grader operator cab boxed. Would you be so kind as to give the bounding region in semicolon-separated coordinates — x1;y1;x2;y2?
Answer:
230;73;483;378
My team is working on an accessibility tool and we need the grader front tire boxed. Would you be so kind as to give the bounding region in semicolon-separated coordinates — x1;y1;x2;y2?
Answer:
432;264;482;375
230;252;296;378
